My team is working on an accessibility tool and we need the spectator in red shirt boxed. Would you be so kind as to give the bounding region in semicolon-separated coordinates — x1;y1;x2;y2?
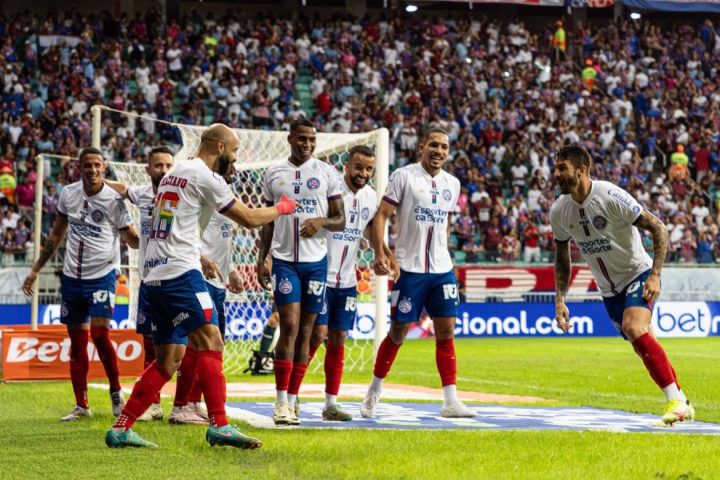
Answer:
523;222;541;263
14;173;34;220
694;141;711;183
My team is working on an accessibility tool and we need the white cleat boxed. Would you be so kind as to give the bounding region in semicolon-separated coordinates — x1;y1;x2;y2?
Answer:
360;390;380;418
287;404;301;426
189;402;209;421
110;390;125;417
137;403;164;422
61;405;92;422
440;401;476;418
168;405;209;425
273;401;290;425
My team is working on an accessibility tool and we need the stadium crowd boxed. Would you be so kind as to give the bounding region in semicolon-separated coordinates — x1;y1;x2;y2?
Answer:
1;8;720;266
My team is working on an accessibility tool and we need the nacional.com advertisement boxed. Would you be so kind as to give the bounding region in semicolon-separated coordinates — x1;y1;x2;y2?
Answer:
1;301;718;339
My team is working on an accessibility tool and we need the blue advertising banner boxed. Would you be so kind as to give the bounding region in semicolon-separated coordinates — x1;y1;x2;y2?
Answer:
454;302;617;337
621;0;720;12
3;301;719;339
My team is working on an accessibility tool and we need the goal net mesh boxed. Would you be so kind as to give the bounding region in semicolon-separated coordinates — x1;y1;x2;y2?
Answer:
109;119;387;376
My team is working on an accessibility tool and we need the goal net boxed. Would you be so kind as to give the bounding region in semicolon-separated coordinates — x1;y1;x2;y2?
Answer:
105;109;389;376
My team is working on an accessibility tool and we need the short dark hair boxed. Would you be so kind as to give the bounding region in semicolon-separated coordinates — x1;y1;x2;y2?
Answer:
422;127;449;143
556;144;592;170
148;146;174;160
290;117;315;133
78;147;103;164
348;145;374;161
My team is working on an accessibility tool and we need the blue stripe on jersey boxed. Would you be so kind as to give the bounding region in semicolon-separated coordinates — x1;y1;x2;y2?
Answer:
328;193;342;201
425;227;434;273
335;245;349;288
218;198;236;214
382;195;399;206
597;257;619;295
293;217;300;262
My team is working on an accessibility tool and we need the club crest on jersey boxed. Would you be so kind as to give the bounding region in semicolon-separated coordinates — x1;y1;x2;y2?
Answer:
361;207;370;220
91;209;104;222
593;215;608;230
279;278;293;295
306;177;321;190
442;189;452;202
398;298;413;314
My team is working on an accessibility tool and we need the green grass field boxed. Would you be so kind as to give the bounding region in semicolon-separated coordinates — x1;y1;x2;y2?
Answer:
1;338;718;480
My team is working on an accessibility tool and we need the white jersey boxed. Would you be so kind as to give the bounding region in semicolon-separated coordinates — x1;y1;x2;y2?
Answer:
326;180;377;288
383;163;459;274
144;159;235;282
57;182;132;280
201;210;234;290
549;180;653;297
126;184;155;280
262;158;342;263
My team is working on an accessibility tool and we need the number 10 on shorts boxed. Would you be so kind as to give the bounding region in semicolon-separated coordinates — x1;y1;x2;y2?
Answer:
443;284;458;300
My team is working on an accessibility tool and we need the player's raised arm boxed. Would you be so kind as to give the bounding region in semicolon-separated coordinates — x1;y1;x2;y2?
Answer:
103;178;129;198
370;200;396;276
633;210;669;303
554;239;571;333
23;215;68;296
222;194;296;229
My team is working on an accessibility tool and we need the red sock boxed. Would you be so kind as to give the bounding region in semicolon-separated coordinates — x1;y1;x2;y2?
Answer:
142;336;160;403
90;326;121;392
274;358;293;392
114;362;171;430
68;330;90;409
189;376;203;403
288;361;309;396
324;343;345;396
632;333;676;390
195;350;227;427
373;336;402;379
435;338;457;386
173;347;198;407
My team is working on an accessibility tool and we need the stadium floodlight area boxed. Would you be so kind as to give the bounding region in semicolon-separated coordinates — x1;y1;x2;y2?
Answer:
97;105;390;375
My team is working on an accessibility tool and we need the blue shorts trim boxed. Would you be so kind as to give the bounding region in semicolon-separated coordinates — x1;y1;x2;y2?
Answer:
316;286;357;331
602;270;654;339
391;270;458;323
144;270;219;345
206;282;227;338
271;256;327;313
60;271;116;324
136;283;152;335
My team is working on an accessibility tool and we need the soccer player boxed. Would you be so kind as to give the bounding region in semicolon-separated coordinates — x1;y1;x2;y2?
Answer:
247;292;279;376
104;146;175;422
22;147;140;421
105;124;296;448
169;169;243;425
550;144;694;425
306;145;386;421
257;118;346;425
360;128;475;419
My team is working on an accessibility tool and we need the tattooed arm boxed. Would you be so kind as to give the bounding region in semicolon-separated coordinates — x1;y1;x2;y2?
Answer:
554;239;572;333
633;210;669;302
22;215;69;296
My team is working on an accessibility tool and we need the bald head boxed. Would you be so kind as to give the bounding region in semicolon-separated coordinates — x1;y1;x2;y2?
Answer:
201;123;236;145
197;123;240;177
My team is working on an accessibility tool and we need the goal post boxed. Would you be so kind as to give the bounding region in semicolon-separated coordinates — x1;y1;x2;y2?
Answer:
98;106;389;375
